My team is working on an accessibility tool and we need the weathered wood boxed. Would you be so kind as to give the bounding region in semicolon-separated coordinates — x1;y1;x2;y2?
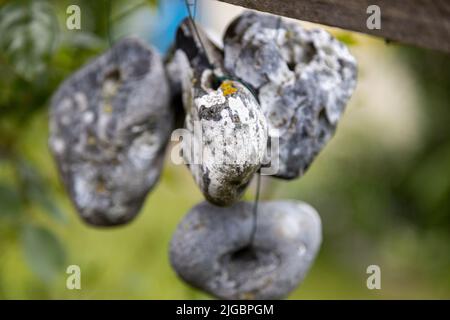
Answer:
217;0;450;53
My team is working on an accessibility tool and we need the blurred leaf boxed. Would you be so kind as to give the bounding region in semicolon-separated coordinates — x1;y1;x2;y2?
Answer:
0;0;59;80
18;160;67;224
112;0;158;22
21;224;66;282
29;189;67;224
61;31;104;51
0;184;22;217
408;145;450;226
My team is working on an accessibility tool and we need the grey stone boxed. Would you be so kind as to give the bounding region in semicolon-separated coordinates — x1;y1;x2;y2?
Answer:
49;37;173;226
168;19;268;206
170;200;322;300
224;12;358;179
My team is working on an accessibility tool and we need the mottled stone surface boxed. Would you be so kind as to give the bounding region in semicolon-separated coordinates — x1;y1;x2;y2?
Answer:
49;37;173;226
170;200;322;300
168;19;267;206
224;12;358;179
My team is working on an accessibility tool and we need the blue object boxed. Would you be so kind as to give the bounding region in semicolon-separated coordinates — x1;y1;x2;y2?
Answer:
148;0;191;54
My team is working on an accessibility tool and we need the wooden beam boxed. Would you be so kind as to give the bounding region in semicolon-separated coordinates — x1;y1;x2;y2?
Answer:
217;0;450;53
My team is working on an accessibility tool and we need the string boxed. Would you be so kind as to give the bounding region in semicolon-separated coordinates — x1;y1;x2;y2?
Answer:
184;0;212;66
247;17;277;245
192;0;197;20
183;0;261;100
249;170;261;246
184;2;262;244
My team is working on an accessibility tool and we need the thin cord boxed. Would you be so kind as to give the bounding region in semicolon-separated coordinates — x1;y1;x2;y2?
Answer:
192;0;197;20
186;0;198;22
249;170;261;245
184;0;212;66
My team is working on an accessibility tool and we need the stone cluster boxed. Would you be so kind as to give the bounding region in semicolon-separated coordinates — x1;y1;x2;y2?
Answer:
50;11;357;299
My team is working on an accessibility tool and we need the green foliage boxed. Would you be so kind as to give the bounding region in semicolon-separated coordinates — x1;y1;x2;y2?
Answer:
0;0;59;80
398;49;450;230
0;0;108;284
19;160;67;224
21;224;66;282
0;0;162;288
0;156;68;281
0;183;22;218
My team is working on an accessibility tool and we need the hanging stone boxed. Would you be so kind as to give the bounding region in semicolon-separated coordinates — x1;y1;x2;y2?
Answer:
49;37;173;226
168;19;268;206
170;200;322;300
223;12;358;179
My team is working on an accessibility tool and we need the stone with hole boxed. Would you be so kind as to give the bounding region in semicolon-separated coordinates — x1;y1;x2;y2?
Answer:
170;200;322;299
49;37;173;226
168;19;268;206
224;12;358;179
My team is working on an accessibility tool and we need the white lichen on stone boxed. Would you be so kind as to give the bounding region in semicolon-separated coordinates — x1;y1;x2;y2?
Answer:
168;19;268;206
187;77;268;206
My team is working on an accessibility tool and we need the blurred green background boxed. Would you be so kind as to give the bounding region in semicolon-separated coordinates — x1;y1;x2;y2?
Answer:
0;0;449;299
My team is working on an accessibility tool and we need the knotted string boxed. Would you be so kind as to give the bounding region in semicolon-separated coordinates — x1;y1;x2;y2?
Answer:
184;0;263;246
184;0;213;67
249;170;261;246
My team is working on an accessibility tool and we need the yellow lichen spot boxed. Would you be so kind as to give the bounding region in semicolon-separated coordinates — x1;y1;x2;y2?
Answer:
220;81;238;96
87;134;96;145
286;30;292;40
103;103;113;113
240;292;255;300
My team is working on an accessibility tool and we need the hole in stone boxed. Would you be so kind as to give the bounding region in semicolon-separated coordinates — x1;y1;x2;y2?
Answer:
287;61;296;71
105;68;121;83
231;246;258;263
219;245;280;285
95;177;107;194
211;76;222;91
302;42;317;64
102;68;122;98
